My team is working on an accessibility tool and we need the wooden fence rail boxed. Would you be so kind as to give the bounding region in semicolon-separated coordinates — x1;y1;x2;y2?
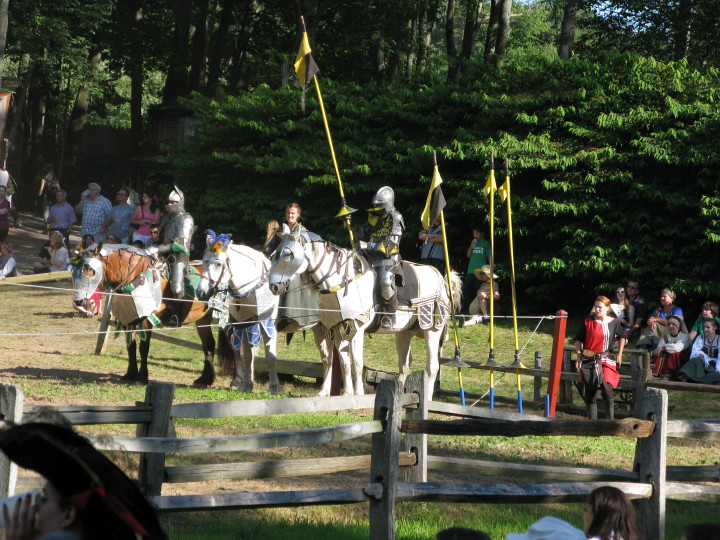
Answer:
1;374;719;539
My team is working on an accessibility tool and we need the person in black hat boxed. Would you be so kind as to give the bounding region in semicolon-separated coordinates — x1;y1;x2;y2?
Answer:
0;422;166;540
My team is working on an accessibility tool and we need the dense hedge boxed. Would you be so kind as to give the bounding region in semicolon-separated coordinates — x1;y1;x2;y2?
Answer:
169;52;720;314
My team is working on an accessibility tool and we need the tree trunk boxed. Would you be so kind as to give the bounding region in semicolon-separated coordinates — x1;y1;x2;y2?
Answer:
446;0;458;83
188;0;214;93
458;0;483;79
494;0;512;67
417;0;439;75
674;0;693;60
207;0;234;92
129;0;145;152
484;0;500;62
229;0;258;91
405;4;418;81
0;0;9;86
558;1;578;60
162;0;192;103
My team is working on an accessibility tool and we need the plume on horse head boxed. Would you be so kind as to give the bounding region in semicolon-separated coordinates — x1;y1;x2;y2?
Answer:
205;229;233;254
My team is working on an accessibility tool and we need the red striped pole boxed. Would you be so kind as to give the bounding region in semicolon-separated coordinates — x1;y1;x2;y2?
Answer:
546;310;568;418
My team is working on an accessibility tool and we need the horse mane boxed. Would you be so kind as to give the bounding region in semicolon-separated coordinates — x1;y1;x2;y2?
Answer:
101;248;153;288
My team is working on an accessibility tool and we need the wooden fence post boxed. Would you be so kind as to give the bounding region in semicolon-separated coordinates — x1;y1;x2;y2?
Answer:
403;371;427;483
546;310;567;417
94;293;114;355
369;379;403;540
559;351;574;406
633;387;667;540
632;352;652;419
0;383;23;497
533;351;542;402
137;382;175;497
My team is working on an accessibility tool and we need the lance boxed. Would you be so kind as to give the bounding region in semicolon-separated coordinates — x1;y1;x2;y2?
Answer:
500;158;526;413
297;16;356;246
483;151;498;410
431;151;468;405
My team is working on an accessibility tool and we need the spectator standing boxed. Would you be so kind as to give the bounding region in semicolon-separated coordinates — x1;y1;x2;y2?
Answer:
574;296;626;419
610;285;634;331
45;189;77;245
462;226;491;313
688;301;720;342
624;279;647;340
37;163;61;219
75;182;112;242
129;189;160;246
0;185;10;243
583;486;644;540
99;186;135;243
0;243;17;278
419;215;445;273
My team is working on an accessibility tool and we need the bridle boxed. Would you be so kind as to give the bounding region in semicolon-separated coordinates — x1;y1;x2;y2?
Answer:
105;249;152;292
202;248;268;298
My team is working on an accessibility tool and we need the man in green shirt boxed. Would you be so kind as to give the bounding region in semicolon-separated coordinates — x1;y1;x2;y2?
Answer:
461;226;491;313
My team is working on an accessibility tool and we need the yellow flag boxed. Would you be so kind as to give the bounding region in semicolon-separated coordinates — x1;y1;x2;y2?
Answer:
497;175;510;203
421;166;446;230
482;168;497;198
294;32;319;86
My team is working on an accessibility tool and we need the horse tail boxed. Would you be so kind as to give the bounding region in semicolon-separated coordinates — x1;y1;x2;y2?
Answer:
447;270;463;314
216;327;234;376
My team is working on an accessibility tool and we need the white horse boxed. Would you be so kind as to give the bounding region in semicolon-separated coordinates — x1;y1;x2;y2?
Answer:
268;232;460;399
199;231;330;394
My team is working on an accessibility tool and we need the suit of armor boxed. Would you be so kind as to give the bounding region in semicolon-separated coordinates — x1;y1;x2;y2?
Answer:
147;186;193;324
363;186;404;328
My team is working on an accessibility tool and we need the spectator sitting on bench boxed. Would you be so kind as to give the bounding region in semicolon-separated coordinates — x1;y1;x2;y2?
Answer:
677;318;720;384
651;315;690;380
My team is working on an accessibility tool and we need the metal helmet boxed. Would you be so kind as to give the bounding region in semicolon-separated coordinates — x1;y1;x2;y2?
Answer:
166;185;185;215
371;186;395;212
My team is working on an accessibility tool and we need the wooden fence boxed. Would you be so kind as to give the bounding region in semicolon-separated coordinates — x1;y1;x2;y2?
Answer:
2;376;720;539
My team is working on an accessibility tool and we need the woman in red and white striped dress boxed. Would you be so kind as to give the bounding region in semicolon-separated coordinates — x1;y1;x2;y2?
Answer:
574;296;626;420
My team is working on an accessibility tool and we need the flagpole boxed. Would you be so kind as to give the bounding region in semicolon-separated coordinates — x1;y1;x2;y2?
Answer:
502;158;525;413
432;151;467;406
484;151;498;410
298;16;355;247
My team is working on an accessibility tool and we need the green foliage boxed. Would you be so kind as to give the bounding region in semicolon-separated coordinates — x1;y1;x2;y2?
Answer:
169;52;720;313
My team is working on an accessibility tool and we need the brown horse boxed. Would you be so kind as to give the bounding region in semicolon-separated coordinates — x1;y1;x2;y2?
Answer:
74;246;223;385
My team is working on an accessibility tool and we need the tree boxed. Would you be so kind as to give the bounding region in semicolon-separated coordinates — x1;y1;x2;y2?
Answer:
558;1;578;60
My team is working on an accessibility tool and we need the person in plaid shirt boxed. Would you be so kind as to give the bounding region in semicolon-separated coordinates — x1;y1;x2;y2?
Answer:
75;182;112;242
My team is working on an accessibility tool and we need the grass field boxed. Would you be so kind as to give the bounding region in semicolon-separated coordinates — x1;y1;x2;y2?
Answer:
0;282;718;539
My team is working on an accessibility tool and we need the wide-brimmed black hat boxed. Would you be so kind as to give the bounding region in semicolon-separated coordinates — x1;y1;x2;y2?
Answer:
0;422;165;539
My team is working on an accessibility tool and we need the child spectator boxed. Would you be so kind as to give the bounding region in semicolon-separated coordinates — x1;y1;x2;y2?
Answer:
688;301;720;342
583;486;643;540
651;315;690;380
462;225;491;313
463;265;499;326
33;231;71;273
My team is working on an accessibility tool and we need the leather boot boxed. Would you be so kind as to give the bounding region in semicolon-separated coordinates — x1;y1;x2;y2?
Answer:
605;398;615;420
586;402;598;420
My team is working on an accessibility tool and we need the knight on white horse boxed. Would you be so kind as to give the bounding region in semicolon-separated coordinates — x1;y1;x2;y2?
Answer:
268;228;460;400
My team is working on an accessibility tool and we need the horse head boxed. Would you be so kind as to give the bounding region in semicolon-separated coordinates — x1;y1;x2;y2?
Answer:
268;231;309;295
199;229;232;300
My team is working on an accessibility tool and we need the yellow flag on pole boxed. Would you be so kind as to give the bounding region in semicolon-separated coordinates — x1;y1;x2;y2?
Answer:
497;175;509;203
294;32;319;87
421;166;446;230
482;168;497;198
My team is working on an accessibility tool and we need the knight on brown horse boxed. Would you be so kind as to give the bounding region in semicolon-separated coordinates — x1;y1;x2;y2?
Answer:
73;245;222;385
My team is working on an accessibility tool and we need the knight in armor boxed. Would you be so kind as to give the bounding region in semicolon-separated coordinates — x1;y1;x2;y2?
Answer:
361;186;404;329
147;185;194;326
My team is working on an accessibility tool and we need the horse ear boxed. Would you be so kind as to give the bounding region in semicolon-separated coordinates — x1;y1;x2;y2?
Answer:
292;227;301;241
204;229;216;247
93;243;102;257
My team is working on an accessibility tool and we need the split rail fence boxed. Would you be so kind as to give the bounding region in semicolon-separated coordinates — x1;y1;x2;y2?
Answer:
1;375;719;539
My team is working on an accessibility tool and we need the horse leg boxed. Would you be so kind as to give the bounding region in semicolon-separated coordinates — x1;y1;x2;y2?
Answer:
348;328;366;396
121;336;139;382
264;332;280;395
334;335;355;396
138;333;151;384
313;326;333;397
424;329;442;400
395;330;413;387
193;324;216;387
229;340;246;391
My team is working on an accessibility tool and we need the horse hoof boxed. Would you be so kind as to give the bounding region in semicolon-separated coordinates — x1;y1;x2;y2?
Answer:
318;389;329;397
194;376;214;388
138;370;149;385
120;372;137;382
